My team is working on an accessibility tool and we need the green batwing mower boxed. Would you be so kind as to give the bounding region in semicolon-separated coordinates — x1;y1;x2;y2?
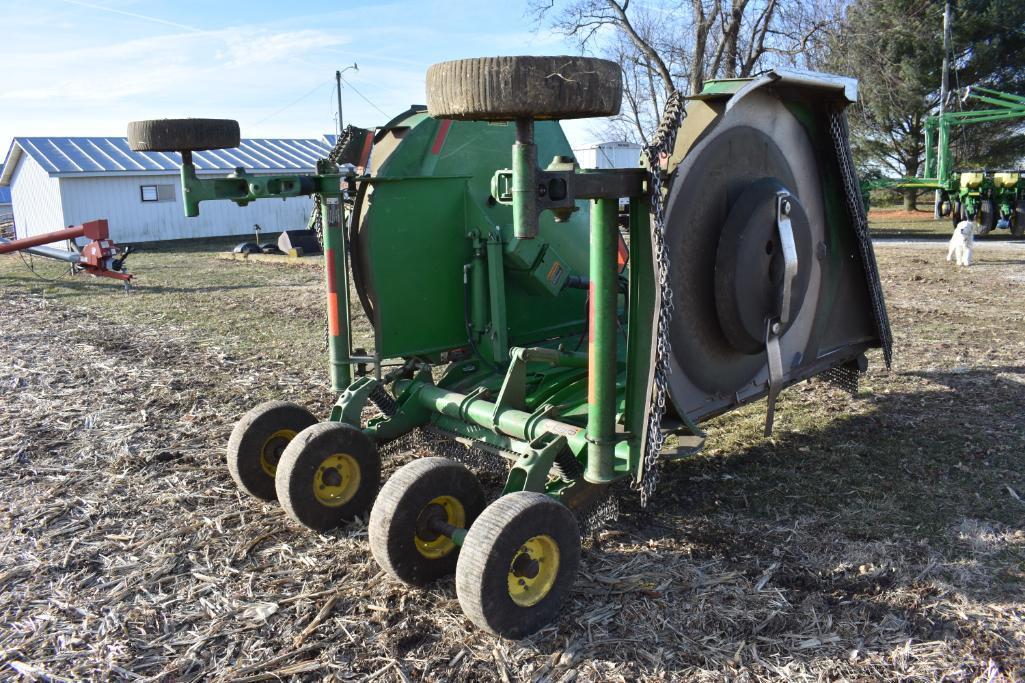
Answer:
128;56;891;639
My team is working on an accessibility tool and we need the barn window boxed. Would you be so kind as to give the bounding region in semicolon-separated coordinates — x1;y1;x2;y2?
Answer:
140;184;176;202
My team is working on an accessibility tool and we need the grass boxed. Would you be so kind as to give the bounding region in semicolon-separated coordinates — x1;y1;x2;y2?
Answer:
1;228;1023;680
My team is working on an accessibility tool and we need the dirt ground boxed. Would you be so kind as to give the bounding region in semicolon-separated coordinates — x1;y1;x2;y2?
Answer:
1;235;1023;681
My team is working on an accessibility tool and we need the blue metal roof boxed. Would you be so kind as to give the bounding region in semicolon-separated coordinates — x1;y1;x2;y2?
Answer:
1;136;333;185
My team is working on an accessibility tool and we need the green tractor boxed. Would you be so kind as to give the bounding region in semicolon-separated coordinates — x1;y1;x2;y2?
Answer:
129;56;891;638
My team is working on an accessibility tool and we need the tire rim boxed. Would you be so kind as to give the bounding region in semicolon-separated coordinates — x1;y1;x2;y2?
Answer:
313;453;361;507
259;429;296;477
414;495;465;559
507;534;560;607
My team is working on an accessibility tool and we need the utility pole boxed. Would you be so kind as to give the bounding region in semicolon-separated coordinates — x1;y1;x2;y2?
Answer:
935;0;952;219
336;70;343;136
336;63;358;137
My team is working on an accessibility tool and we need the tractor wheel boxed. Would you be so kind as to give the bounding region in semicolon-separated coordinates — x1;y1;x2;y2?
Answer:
978;199;997;235
951;201;962;228
226;401;317;502
455;492;581;639
1013;201;1025;238
369;457;486;586
425;56;622;121
128;118;240;152
275;422;381;531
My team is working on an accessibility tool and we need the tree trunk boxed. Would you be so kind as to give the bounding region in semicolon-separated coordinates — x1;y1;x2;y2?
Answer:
902;189;918;211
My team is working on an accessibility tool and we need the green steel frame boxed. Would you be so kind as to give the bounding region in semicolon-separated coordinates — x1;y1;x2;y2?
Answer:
877;87;1025;224
172;114;659;511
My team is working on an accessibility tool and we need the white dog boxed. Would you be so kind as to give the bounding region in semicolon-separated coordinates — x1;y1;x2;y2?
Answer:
947;219;976;267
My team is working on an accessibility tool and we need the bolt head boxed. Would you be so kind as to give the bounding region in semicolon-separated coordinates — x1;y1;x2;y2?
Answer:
771;322;782;334
781;199;791;216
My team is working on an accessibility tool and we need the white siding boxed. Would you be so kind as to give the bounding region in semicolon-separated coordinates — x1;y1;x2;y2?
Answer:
10;153;64;239
572;142;643;170
58;174;314;243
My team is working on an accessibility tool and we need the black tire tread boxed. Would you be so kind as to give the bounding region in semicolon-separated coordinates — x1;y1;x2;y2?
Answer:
978;199;996;235
128;118;240;152
1013;200;1025;238
369;457;485;586
426;56;622;121
226;401;316;502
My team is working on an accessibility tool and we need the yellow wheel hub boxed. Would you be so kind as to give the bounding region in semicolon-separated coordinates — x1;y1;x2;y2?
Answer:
313;453;361;507
414;495;465;559
508;534;560;607
260;429;296;477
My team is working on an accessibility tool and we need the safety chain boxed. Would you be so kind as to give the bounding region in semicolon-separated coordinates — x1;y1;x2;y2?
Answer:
637;90;686;507
308;125;362;247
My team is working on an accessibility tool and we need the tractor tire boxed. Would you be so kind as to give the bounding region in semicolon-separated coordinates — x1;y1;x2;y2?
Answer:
226;401;317;502
1013;201;1025;238
275;422;381;531
426;56;622;121
456;491;581;639
951;201;962;228
978;199;997;235
128;118;240;152
369;457;486;586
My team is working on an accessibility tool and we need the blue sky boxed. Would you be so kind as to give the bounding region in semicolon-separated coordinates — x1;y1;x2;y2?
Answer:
0;0;607;155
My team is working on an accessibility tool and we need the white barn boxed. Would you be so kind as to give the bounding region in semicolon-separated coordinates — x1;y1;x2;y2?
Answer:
0;137;333;245
572;141;643;170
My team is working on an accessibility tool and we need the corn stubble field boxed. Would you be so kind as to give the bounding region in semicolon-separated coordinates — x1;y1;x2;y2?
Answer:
1;221;1023;681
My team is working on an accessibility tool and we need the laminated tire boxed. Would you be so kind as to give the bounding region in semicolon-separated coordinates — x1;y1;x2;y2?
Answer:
455;492;580;639
275;422;381;531
426;56;622;121
128;118;240;152
226;401;317;502
369;457;486;586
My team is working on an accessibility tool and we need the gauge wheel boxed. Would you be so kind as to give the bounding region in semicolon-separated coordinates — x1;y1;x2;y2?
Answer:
275;422;381;531
455;492;581;639
1012;201;1025;238
226;401;317;502
978;199;996;235
369;457;486;586
951;201;962;229
426;56;622;121
128;118;240;152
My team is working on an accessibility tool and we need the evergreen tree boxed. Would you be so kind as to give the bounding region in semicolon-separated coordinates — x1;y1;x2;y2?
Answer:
824;0;1025;210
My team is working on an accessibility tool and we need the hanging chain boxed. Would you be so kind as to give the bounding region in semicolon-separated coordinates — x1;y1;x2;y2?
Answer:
308;125;363;247
636;91;686;507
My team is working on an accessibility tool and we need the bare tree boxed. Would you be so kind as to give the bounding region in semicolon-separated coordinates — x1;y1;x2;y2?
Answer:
530;0;844;143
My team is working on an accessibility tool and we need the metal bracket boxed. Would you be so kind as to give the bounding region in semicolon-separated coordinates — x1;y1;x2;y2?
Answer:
330;375;379;427
762;192;798;436
776;192;799;324
763;319;784;436
502;432;567;494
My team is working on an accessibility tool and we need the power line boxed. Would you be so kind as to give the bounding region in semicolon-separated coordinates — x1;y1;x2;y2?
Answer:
339;75;389;119
250;80;333;128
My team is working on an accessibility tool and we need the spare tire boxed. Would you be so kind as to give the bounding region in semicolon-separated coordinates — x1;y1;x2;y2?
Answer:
128;118;240;152
426;56;622;121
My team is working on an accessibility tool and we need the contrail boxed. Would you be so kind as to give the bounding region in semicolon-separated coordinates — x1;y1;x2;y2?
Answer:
54;0;209;34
